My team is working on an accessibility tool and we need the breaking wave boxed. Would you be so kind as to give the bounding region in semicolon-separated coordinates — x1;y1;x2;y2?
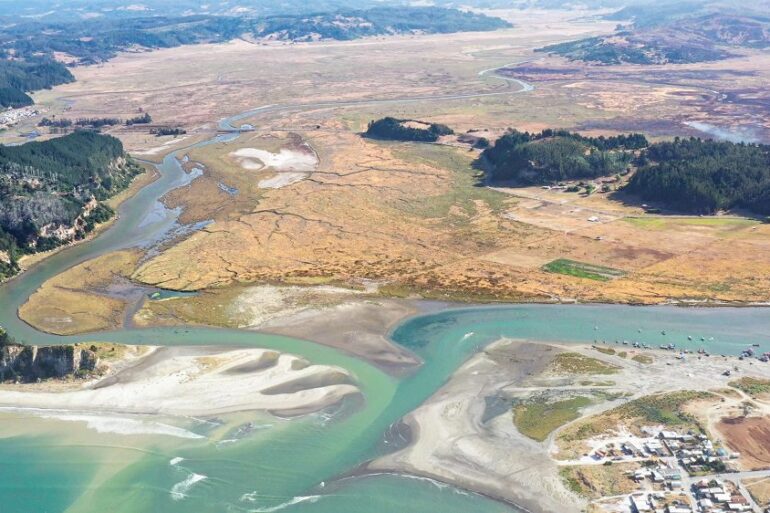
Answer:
170;473;207;501
249;495;322;512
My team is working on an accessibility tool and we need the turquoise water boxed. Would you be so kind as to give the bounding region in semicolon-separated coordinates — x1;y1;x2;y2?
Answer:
1;305;768;513
1;102;769;512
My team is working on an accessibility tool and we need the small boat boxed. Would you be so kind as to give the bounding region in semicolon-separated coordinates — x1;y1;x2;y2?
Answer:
661;330;667;336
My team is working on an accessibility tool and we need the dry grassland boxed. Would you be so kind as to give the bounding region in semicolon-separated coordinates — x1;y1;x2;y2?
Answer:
12;9;770;333
19;250;141;335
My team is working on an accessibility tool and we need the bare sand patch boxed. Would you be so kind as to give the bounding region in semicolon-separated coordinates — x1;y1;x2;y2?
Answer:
230;147;318;172
0;346;359;417
229;284;364;328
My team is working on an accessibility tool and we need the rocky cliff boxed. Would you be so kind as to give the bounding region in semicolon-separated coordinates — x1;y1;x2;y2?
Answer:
0;344;99;383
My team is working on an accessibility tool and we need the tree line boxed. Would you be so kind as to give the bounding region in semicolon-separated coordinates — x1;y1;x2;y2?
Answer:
364;117;454;143
0;131;142;280
626;137;770;215
482;128;644;184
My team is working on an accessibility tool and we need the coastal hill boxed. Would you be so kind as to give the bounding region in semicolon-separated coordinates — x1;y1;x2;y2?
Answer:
481;128;770;216
0;6;509;106
0;131;142;281
539;10;770;65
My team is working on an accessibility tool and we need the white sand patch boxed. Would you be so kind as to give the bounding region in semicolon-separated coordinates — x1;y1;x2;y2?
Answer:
257;172;309;189
229;285;363;328
0;347;358;417
229;145;319;189
230;147;318;172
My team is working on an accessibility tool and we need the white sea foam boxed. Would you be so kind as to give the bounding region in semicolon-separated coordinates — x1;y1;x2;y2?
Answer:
240;491;259;503
249;495;322;512
169;457;185;466
170;473;207;501
0;408;205;439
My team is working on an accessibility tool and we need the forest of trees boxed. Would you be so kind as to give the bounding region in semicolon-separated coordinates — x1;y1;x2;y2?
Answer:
626;137;770;215
126;113;152;125
365;117;454;142
482;129;645;184
0;132;141;280
0;58;74;108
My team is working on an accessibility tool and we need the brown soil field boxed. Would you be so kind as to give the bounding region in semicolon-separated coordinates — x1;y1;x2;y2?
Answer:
717;416;770;471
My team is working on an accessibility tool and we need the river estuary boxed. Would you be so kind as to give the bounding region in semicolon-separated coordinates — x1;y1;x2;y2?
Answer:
1;83;770;513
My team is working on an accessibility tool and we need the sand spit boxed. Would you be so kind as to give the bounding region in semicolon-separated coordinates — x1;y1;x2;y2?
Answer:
258;294;424;372
0;346;359;417
369;340;586;513
370;339;770;513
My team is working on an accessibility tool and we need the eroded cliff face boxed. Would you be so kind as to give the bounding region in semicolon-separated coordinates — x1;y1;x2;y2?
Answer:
0;345;99;382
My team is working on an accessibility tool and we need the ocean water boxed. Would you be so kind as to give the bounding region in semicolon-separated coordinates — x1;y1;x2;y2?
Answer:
1;304;769;512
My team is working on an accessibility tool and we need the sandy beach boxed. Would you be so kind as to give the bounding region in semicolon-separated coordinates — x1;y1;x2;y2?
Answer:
0;345;359;417
369;340;583;513
369;339;770;513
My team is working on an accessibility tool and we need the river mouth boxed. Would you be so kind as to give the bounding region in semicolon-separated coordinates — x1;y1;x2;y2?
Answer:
2;73;770;513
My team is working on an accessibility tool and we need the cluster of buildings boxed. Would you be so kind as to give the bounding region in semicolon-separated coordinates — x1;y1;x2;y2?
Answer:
629;480;754;513
579;426;763;513
692;479;752;513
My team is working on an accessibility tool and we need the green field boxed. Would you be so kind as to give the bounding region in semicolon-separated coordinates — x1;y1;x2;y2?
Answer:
616;391;712;427
543;259;627;281
550;352;619;375
514;396;592;441
729;377;770;397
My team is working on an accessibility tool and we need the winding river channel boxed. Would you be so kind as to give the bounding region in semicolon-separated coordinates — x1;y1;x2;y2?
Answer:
2;76;770;513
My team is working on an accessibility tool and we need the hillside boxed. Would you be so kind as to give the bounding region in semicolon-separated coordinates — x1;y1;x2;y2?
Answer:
2;7;510;66
0;132;142;280
539;13;770;65
482;129;646;184
0;57;74;108
626;137;770;215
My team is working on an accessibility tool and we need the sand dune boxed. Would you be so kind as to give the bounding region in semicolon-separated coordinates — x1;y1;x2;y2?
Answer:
0;346;359;417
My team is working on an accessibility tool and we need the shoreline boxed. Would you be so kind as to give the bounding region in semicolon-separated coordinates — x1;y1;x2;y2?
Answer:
364;338;770;513
4;165;160;289
0;345;360;417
